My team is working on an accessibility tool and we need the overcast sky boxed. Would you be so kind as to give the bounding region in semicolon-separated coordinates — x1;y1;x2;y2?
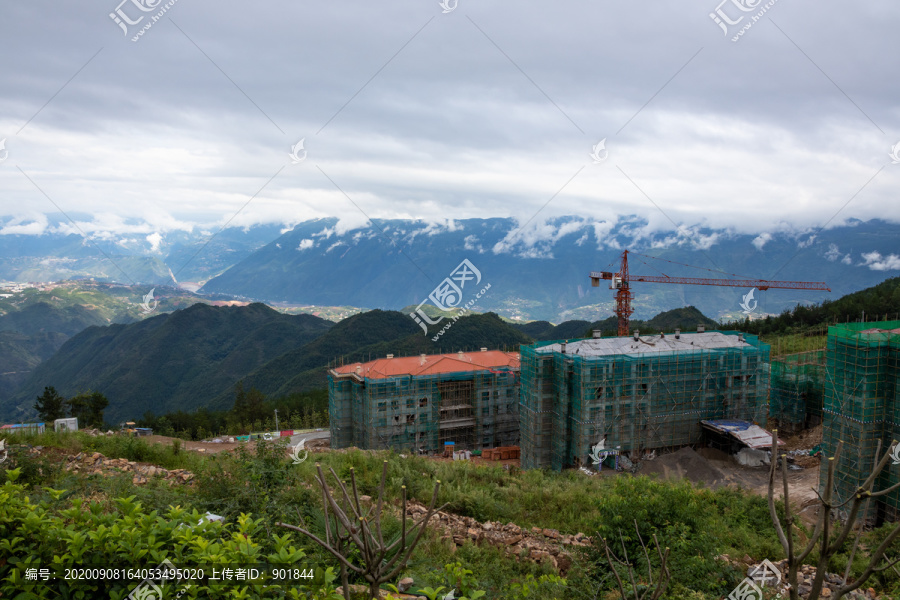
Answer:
1;0;898;241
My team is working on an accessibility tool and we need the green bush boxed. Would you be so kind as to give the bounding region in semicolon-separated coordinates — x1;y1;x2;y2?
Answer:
5;431;866;599
581;476;779;598
0;469;342;599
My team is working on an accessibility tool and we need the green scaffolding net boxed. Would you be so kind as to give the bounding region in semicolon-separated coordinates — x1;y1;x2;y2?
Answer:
769;349;827;432
329;367;520;455
521;332;770;471
820;321;900;521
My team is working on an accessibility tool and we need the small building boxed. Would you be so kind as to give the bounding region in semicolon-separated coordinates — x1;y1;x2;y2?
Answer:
328;350;520;454
54;417;79;432
0;422;46;435
520;328;770;471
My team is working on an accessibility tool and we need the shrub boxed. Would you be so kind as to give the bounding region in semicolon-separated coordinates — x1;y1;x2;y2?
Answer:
0;469;342;599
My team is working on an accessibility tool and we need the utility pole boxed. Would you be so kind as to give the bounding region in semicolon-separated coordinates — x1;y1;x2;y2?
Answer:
274;409;279;432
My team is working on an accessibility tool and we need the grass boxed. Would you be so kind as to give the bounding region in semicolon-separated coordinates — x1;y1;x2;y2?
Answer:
6;432;900;598
4;430;207;471
762;331;828;357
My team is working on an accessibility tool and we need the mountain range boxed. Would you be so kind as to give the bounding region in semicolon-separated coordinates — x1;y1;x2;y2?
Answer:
0;214;284;285
4;303;333;423
0;303;110;398
4;270;897;425
2;215;899;323
2;303;719;424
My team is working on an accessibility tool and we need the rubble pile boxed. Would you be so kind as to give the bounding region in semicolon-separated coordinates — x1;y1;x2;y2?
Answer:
406;502;588;574
343;584;422;599
77;429;116;437
719;555;882;599
480;446;520;461
772;560;879;600
64;452;195;485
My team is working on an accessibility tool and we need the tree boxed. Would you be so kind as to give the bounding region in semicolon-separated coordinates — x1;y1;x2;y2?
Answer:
67;391;109;429
767;432;900;600
66;394;87;425
85;392;109;428
34;387;66;422
156;415;174;437
600;520;671;600
231;381;266;429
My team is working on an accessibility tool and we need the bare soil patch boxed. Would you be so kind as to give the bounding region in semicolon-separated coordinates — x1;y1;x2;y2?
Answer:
141;434;246;455
639;446;729;488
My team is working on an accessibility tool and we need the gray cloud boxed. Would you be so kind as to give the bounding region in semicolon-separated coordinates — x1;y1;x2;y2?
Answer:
0;0;897;242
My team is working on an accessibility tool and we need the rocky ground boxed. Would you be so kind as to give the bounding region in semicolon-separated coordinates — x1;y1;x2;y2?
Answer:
16;426;900;598
405;501;589;575
63;450;195;485
719;555;884;600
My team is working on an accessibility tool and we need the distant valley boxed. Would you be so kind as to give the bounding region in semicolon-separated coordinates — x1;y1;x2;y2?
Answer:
2;215;899;323
200;217;899;322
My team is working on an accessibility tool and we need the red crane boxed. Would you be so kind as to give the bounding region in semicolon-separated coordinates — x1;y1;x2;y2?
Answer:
590;250;831;337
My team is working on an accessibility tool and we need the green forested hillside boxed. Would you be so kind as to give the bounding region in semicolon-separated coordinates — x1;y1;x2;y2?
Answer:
5;303;333;423
512;319;592;340
235;310;532;399
637;306;722;333
232;309;421;397
722;276;900;334
0;302;109;336
515;306;720;340
0;331;69;398
0;302;111;399
3;303;726;425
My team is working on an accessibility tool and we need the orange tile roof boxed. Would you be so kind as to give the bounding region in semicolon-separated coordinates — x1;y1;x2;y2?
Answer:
331;350;520;380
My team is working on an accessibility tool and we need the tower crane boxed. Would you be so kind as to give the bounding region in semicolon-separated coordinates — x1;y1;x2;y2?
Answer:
590;250;831;337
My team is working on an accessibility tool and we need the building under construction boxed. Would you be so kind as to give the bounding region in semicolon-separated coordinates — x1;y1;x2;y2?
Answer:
328;350;520;454
769;349;827;433
520;328;770;471
820;321;900;521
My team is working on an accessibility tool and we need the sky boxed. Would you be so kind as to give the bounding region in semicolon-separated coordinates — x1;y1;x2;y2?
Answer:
0;0;898;241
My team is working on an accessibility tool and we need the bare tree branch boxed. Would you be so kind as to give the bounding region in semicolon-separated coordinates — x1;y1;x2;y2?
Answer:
278;460;443;599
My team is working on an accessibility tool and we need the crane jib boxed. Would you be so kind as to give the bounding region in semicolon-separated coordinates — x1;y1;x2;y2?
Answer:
589;249;831;337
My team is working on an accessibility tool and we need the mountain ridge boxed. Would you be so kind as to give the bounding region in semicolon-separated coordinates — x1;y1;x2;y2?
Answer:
200;217;899;322
5;303;334;423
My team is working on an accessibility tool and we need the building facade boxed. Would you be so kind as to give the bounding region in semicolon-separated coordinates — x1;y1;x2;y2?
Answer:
820;321;900;521
769;349;827;433
328;350;520;454
520;329;770;471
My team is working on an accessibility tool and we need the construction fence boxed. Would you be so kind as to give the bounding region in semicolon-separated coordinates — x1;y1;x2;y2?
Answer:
520;332;770;471
329;368;519;454
820;321;900;522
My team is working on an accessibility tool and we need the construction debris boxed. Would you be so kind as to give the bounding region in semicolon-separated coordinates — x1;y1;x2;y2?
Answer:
481;446;520;461
64;452;194;484
74;429;115;437
406;501;588;574
638;447;728;488
701;419;783;450
717;556;880;599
